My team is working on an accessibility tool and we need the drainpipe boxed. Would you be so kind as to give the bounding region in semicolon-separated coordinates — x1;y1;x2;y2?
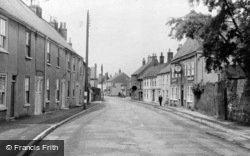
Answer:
43;36;48;113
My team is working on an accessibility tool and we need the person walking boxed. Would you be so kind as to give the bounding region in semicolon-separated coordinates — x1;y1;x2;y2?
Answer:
158;95;163;106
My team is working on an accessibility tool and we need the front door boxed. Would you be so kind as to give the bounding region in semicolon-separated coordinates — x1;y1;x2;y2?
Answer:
10;75;16;118
35;76;43;115
61;80;66;108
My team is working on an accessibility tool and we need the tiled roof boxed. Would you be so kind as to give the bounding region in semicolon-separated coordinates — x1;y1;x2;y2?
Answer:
172;38;202;62
131;61;153;76
157;63;171;75
138;63;168;79
107;72;130;83
0;0;76;54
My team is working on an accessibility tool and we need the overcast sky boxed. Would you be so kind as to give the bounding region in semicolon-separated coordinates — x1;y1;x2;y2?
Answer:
23;0;208;77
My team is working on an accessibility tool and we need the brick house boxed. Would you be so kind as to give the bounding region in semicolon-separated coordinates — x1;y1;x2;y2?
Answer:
106;70;130;96
0;0;85;120
170;38;219;109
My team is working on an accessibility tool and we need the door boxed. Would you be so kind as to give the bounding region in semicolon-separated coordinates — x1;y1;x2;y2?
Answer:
76;84;79;105
152;90;155;101
10;75;16;118
61;80;66;108
35;76;43;115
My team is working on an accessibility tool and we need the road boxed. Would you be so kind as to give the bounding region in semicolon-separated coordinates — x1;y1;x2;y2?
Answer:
30;97;250;156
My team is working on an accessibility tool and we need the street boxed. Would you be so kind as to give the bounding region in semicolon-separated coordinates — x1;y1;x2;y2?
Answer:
30;97;250;156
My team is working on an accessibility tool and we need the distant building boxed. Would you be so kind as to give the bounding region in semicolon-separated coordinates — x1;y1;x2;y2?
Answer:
106;69;130;96
90;64;98;88
121;79;131;97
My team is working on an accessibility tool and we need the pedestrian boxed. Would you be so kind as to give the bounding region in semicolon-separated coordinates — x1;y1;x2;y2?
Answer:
158;95;163;106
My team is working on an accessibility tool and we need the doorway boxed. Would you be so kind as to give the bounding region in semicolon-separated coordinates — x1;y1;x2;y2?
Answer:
10;75;16;118
61;80;66;108
34;76;43;115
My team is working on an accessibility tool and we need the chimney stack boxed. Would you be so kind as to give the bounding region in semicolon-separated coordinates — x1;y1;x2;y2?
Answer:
68;38;72;47
142;58;146;65
167;49;173;63
153;53;158;66
49;17;58;31
160;52;164;64
58;22;67;41
119;69;121;73
177;44;182;52
30;5;42;18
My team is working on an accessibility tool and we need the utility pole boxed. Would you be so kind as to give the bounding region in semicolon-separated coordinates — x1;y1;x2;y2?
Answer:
101;64;104;101
84;10;90;109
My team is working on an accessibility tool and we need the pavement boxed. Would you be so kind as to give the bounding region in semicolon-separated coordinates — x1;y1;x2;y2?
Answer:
0;101;103;156
130;99;250;150
30;97;250;155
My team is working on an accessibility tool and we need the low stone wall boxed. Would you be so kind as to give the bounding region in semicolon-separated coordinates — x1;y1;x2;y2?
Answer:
195;83;217;116
227;79;250;123
195;79;250;124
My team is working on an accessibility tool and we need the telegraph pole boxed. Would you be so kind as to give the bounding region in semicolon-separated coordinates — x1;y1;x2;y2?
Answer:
84;10;90;109
101;64;104;101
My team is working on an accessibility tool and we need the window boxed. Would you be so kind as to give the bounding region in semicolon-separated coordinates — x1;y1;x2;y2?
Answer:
191;62;194;75
73;82;75;97
0;18;6;49
57;48;60;67
25;77;30;104
73;58;76;71
67;54;70;70
46;79;50;101
171;66;175;78
187;63;191;76
26;31;31;57
184;63;187;76
0;74;7;106
184;86;186;100
175;87;178;100
67;81;70;97
187;86;193;102
79;60;82;73
56;79;59;101
47;42;50;64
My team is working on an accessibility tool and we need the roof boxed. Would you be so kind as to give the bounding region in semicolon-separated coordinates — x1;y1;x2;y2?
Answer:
0;0;77;54
138;63;168;79
225;65;246;79
157;63;171;75
131;61;153;76
107;72;130;83
121;79;130;86
172;38;202;62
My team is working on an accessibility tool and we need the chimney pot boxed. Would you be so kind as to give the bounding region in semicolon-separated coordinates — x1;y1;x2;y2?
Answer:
160;52;164;64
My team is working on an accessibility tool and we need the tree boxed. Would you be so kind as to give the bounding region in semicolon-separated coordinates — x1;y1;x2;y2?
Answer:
167;0;250;77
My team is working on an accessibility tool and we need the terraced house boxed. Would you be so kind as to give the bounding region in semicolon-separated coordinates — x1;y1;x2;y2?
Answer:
142;54;168;103
169;38;218;109
0;0;85;120
131;56;155;101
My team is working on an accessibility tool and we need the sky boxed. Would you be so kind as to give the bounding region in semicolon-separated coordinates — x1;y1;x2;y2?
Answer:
23;0;208;77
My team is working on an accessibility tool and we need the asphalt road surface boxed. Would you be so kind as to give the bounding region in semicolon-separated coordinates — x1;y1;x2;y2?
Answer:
30;97;250;156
